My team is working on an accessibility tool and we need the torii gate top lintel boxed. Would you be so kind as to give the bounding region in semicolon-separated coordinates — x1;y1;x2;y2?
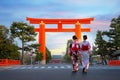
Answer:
26;17;94;24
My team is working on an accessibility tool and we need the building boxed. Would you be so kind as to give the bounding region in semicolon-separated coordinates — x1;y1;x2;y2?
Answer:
51;55;62;63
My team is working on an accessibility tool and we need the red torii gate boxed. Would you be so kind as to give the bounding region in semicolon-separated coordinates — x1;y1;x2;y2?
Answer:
26;17;94;64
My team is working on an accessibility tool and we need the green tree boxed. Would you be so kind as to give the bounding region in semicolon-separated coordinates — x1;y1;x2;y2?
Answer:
0;25;20;59
63;39;72;63
94;30;107;56
91;44;98;55
10;22;37;64
46;47;52;63
103;16;120;51
34;47;51;64
35;50;43;64
102;16;120;59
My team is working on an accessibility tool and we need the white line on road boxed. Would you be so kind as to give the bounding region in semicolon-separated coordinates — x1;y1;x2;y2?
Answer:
41;66;45;69
60;66;65;69
34;66;39;69
47;66;52;69
67;65;71;68
54;66;58;69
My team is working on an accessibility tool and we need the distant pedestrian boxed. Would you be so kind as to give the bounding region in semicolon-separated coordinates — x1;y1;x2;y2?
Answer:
80;35;91;73
68;35;80;72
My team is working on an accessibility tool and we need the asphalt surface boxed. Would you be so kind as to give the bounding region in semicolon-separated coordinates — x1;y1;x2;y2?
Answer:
0;64;120;80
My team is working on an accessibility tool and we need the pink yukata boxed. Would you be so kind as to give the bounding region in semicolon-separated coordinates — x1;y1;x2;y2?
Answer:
68;40;80;72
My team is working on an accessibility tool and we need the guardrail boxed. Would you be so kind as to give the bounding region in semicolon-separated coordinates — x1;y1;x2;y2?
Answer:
0;59;20;66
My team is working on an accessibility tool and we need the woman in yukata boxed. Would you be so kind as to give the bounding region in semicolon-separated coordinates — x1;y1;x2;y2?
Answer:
80;35;91;73
68;35;80;72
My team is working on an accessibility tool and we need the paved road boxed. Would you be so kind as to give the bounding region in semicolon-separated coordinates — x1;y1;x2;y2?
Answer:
0;64;120;80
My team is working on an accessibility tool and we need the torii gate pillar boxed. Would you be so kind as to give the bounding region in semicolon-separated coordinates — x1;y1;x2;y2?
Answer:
26;17;94;64
75;21;81;41
39;22;46;64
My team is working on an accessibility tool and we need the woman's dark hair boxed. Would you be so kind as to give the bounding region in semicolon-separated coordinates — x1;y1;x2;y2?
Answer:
72;35;78;40
83;35;87;40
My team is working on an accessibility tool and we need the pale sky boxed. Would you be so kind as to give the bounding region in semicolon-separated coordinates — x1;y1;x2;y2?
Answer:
0;0;120;55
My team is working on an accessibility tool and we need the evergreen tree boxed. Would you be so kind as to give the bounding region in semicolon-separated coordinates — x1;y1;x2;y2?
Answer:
0;25;20;59
28;43;51;64
10;22;37;64
91;44;98;55
46;47;52;63
63;39;72;63
94;30;107;56
35;50;43;64
103;16;120;54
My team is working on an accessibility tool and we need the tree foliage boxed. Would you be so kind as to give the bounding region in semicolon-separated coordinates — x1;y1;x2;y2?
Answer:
46;47;52;63
94;16;120;59
35;47;51;64
103;16;120;50
63;39;72;63
10;22;37;64
0;25;20;59
94;30;107;56
35;50;43;62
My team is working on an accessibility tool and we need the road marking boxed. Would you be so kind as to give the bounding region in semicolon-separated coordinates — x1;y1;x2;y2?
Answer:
67;65;71;68
60;66;65;69
47;66;52;69
21;67;26;69
5;65;120;70
27;67;32;69
34;66;39;69
11;67;19;70
54;66;58;69
40;66;45;69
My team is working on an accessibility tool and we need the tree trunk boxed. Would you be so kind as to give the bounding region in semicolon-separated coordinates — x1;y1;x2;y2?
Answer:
21;40;24;64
